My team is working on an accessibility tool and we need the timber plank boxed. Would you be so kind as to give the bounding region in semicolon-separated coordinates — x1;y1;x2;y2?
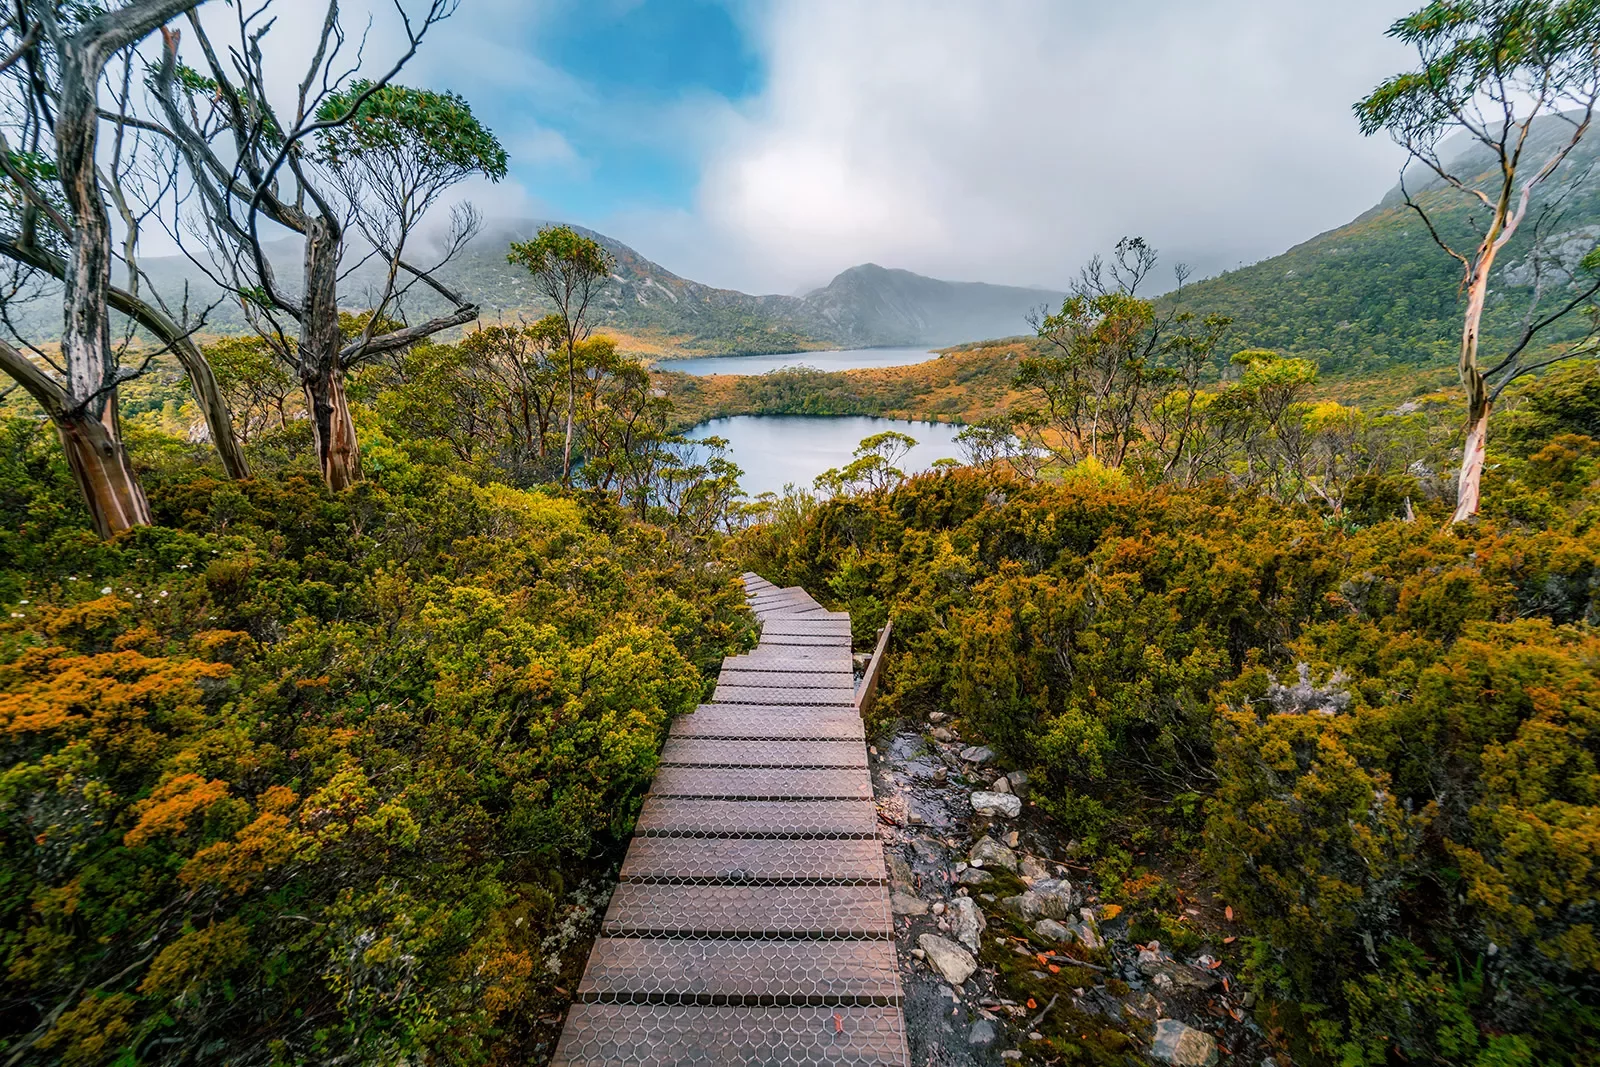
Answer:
660;738;867;768
620;836;886;882
552;1004;908;1066
576;937;902;1005
602;883;891;937
635;797;879;837
670;708;865;740
712;684;857;705
649;766;872;799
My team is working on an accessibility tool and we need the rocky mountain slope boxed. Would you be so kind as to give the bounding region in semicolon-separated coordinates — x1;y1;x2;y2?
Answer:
1169;112;1600;375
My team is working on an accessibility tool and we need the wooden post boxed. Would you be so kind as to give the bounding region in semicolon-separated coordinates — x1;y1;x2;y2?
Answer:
855;618;893;718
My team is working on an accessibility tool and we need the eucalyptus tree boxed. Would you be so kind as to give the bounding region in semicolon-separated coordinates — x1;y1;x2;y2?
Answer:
1357;0;1600;522
148;0;506;490
507;225;615;485
0;0;222;537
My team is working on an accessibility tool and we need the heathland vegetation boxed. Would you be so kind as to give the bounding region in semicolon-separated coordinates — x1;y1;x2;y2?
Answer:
4;2;1600;1066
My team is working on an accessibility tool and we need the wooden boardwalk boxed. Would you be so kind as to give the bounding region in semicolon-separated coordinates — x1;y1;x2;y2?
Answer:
552;574;909;1066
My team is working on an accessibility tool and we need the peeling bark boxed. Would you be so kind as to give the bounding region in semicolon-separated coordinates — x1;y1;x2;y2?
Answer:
297;214;360;489
57;403;152;537
1454;381;1491;524
0;235;250;479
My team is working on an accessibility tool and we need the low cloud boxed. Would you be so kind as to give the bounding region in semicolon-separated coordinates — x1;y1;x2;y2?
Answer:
611;0;1418;294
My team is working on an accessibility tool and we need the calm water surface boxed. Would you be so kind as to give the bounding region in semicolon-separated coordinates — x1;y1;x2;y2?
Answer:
662;346;938;377
685;415;964;497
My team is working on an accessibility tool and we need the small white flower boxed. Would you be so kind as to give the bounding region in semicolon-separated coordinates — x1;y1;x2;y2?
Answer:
101;587;112;595
9;612;21;618
18;600;26;605
159;591;168;598
134;593;143;600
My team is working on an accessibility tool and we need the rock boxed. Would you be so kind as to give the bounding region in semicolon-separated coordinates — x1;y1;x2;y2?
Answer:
991;776;1012;794
968;836;1019;872
918;933;978;985
888;853;915;888
931;767;948;786
1001;894;1036;920
1005;879;1075;922
928;711;947;723
1001;1052;1023;1061
957;867;993;886
931;901;946;916
1008;769;1029;795
911;948;926;960
1031;878;1075;919
967;1018;999;1047
971;791;1023;818
950;896;987;953
1138;947;1220;992
1033;918;1074;942
911;837;945;865
890;891;929;916
1072;909;1104;948
931;727;955;742
853;652;872;670
960;745;995;764
1150;1019;1219;1067
1020;855;1050;880
1122;991;1162;1022
1005;830;1020;847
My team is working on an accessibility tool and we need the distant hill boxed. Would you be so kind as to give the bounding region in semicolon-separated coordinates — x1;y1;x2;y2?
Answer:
10;218;1059;357
417;220;1061;355
1170;112;1600;376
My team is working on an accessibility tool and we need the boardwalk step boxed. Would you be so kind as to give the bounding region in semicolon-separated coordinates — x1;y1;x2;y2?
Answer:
576;937;902;1005
661;738;868;768
762;621;853;636
671;708;865;740
719;669;856;688
620;837;887;882
553;1004;908;1067
635;798;879;838
724;650;855;667
713;684;857;706
649;766;872;800
603;883;892;937
757;634;854;647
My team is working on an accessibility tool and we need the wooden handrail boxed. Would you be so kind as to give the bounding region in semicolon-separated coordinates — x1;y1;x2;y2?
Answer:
855;618;893;718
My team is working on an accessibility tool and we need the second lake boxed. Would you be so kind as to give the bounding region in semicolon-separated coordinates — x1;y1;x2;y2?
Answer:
684;415;964;498
660;346;939;377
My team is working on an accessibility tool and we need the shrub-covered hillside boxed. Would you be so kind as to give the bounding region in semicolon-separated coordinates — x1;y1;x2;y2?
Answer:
734;373;1600;1064
0;416;752;1064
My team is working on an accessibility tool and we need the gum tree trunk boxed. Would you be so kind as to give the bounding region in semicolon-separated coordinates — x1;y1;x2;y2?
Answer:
298;215;361;490
41;1;204;535
57;403;152;537
1452;247;1497;524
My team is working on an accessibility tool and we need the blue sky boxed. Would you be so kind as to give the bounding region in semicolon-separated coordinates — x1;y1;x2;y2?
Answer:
479;0;762;221
345;0;1419;294
425;1;768;227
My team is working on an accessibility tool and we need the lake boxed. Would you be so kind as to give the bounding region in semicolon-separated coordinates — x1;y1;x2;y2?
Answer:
660;346;939;377
685;415;965;497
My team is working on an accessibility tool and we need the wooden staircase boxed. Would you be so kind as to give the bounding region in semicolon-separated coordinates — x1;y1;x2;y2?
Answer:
551;573;909;1065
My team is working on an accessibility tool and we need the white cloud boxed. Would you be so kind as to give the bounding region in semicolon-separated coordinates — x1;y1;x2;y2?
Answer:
609;0;1420;294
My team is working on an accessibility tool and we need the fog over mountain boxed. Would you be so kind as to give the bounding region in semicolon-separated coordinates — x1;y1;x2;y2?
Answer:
16;218;1060;356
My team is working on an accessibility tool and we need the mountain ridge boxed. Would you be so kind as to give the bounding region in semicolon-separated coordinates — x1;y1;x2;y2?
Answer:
8;218;1060;357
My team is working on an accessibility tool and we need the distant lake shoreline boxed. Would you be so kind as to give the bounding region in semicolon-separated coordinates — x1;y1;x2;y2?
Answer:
658;346;940;377
684;414;964;497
